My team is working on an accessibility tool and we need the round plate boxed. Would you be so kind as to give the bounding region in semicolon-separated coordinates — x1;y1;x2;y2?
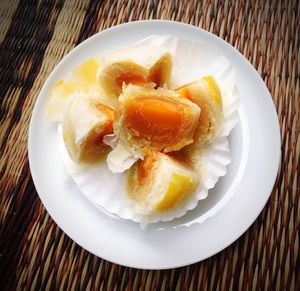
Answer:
28;20;280;269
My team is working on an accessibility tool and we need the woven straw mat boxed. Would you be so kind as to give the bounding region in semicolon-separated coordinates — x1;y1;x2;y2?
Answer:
0;0;299;290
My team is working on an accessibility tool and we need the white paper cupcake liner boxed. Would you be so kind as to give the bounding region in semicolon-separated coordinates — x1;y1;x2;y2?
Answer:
57;35;240;225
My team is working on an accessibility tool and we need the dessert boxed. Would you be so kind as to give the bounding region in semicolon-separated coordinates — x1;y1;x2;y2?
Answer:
47;58;102;122
62;93;114;163
47;36;238;224
176;76;223;143
126;152;199;215
113;84;200;153
98;45;172;99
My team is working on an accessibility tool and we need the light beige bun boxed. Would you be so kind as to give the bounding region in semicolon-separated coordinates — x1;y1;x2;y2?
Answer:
114;84;200;153
126;152;199;215
47;58;102;122
176;76;223;144
98;45;172;99
62;93;114;163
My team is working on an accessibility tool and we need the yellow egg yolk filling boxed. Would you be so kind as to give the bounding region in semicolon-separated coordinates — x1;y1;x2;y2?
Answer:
115;73;147;88
136;154;157;186
115;70;166;89
124;96;188;145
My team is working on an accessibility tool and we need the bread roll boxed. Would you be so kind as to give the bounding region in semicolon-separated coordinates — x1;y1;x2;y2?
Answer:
126;152;199;215
62;93;114;163
176;76;223;143
98;45;172;99
114;84;200;153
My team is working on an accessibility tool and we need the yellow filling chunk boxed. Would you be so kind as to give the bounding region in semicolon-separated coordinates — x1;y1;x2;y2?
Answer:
155;172;195;211
202;76;222;105
74;58;99;85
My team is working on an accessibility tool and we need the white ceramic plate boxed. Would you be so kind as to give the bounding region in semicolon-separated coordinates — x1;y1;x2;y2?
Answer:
28;20;280;269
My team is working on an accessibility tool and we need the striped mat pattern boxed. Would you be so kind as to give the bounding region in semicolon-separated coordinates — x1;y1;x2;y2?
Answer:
0;0;299;290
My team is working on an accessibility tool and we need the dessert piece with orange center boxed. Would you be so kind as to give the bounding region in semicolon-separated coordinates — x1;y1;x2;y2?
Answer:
114;84;200;153
62;93;114;163
176;76;223;143
47;58;109;122
98;45;172;99
126;152;199;215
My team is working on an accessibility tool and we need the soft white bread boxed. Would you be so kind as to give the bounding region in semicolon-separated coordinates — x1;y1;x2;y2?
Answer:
47;58;105;122
62;93;114;163
126;152;199;215
98;45;172;99
176;76;223;143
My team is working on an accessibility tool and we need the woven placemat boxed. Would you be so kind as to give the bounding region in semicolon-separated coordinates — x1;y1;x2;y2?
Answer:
0;0;299;290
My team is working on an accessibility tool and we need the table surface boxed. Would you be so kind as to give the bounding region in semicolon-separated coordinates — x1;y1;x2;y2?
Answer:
0;0;299;290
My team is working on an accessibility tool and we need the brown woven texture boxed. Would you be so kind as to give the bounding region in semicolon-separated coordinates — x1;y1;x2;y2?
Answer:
0;0;299;290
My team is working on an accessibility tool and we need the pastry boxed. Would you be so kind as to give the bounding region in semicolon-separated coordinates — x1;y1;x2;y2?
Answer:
48;58;102;121
126;152;199;215
98;45;172;99
176;76;223;143
62;93;114;163
114;84;201;153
